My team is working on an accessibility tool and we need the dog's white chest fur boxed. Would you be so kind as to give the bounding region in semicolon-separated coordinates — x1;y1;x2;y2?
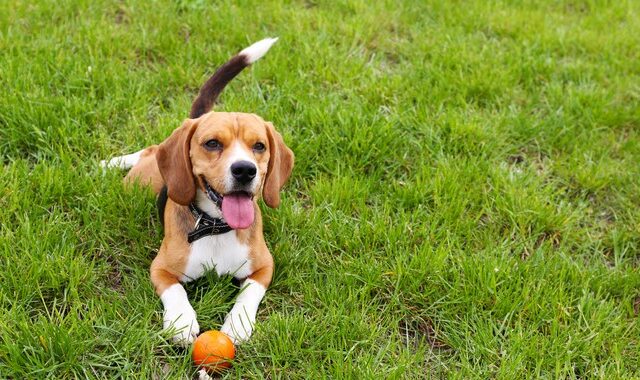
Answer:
181;232;252;282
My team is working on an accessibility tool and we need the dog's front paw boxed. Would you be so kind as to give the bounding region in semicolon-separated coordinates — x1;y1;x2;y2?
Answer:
221;307;255;344
163;305;200;345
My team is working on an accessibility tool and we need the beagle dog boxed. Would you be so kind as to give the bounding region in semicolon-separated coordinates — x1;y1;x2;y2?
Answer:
102;38;294;345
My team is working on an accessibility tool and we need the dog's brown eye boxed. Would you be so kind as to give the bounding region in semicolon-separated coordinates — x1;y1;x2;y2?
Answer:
253;142;266;152
204;139;222;151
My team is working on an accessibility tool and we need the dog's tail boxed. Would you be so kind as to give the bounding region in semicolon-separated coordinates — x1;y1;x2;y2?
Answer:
189;37;278;119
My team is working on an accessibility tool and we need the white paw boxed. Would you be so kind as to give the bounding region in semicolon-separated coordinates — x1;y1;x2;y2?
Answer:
220;307;255;344
100;150;143;170
163;305;200;345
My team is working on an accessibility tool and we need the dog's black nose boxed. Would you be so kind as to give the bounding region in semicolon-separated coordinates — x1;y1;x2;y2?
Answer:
230;161;257;185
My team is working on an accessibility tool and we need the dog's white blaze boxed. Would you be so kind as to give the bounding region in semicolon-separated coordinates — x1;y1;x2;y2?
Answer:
228;141;256;164
221;279;266;343
160;283;199;344
100;149;144;169
182;231;253;281
239;37;278;64
225;142;260;193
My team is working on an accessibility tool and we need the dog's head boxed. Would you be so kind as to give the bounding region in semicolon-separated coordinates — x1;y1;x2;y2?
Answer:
156;112;294;229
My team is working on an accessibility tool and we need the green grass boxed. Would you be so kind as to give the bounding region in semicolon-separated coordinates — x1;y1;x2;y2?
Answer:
1;0;639;378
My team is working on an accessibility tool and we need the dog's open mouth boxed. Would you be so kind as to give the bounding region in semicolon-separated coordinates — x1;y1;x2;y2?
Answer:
202;178;255;229
221;191;254;230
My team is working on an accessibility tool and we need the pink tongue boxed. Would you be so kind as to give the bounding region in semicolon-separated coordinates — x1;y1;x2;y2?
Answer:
221;193;255;229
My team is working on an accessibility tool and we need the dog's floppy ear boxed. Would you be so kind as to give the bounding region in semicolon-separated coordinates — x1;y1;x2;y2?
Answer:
156;119;199;205
262;122;294;208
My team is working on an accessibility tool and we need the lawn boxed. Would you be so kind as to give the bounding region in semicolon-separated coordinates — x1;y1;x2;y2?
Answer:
1;0;639;378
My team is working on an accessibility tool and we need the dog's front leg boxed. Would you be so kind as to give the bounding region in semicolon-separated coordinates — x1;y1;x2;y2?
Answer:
152;267;200;345
221;266;272;344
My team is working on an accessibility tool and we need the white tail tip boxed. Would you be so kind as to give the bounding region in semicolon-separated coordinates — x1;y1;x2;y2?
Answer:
239;37;278;64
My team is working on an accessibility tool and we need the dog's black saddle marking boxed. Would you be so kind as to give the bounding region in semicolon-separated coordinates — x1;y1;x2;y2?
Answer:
157;185;169;227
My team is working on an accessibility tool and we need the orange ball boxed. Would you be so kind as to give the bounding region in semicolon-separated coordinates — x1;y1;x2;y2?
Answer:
192;330;235;372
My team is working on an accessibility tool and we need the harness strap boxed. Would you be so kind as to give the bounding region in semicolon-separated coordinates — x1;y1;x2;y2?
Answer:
187;203;233;243
156;185;233;243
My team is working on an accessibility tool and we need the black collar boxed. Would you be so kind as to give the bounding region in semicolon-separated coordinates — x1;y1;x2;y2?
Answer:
187;202;233;243
157;183;233;243
186;181;233;243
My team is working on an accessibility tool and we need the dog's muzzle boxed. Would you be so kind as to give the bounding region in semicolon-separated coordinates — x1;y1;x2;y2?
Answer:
230;160;257;186
202;176;255;230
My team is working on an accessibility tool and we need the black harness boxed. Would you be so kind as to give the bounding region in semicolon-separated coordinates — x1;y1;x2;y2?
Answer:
186;203;233;243
157;185;232;243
